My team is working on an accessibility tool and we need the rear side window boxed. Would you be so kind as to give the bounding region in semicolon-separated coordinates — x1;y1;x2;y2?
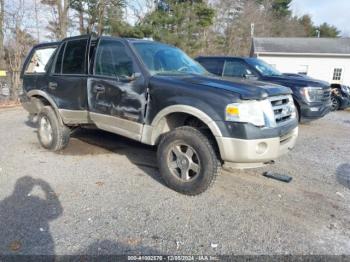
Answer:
198;59;224;76
25;47;57;74
62;39;88;74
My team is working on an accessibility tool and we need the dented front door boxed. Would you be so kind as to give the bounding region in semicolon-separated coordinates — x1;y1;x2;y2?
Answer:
87;38;147;141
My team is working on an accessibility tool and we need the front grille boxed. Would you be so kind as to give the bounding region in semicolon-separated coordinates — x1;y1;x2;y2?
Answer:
322;88;331;101
269;95;294;125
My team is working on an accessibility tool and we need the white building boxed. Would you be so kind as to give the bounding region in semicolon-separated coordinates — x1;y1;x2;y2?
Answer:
251;37;350;86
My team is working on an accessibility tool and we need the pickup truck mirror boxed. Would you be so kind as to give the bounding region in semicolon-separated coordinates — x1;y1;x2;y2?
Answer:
117;72;142;83
243;74;258;80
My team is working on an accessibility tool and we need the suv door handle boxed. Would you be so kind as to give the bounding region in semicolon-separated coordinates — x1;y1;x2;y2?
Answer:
48;82;58;90
94;85;105;92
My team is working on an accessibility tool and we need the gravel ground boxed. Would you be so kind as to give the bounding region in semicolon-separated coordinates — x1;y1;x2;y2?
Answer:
0;107;349;255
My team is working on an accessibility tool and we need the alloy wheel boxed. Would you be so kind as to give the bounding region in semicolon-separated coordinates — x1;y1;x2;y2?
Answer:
167;143;201;181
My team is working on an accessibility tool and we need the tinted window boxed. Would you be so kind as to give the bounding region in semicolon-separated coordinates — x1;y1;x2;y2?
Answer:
223;60;253;77
54;43;65;74
197;59;223;76
62;39;87;74
245;58;282;77
25;47;57;74
133;42;207;76
95;40;134;78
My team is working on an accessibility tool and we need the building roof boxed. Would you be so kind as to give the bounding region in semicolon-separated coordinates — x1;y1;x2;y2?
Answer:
252;37;350;56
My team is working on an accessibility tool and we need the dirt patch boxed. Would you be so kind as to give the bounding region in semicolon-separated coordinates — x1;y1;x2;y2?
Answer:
0;101;20;109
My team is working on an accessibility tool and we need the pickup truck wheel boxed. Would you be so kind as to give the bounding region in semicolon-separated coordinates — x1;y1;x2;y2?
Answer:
331;95;340;111
37;106;70;151
157;126;221;195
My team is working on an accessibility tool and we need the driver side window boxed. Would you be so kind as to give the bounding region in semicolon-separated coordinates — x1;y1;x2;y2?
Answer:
223;60;253;78
94;40;134;78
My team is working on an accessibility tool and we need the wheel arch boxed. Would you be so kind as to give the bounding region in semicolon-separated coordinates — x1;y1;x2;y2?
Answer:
141;105;223;147
27;90;63;124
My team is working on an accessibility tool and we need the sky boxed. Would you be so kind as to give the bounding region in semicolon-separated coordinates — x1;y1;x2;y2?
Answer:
290;0;350;36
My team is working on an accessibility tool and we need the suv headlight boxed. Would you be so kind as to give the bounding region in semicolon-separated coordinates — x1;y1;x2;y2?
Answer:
225;99;275;127
300;87;324;102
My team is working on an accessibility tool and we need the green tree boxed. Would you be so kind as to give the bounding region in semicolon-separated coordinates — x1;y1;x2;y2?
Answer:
255;0;291;17
138;0;215;55
298;14;316;36
271;0;292;17
317;22;340;38
68;0;125;35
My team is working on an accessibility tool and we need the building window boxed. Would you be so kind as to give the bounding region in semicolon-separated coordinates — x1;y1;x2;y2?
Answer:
298;65;308;75
333;68;342;81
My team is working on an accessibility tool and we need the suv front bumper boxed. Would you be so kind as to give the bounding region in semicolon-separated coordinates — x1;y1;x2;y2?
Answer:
216;126;298;168
300;101;331;122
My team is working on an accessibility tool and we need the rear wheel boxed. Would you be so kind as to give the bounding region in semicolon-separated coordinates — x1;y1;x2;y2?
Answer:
37;106;70;151
331;95;340;111
157;126;221;195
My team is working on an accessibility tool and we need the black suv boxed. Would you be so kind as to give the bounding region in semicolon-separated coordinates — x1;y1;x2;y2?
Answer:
330;84;350;111
195;56;332;122
20;35;298;195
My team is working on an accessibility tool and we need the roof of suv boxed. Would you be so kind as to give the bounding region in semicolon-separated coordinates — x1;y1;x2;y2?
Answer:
60;35;158;44
196;56;251;60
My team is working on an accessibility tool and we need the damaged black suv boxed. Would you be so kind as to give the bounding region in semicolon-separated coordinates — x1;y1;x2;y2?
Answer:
21;35;298;195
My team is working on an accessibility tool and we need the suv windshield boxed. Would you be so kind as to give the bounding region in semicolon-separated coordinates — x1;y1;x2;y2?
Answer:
246;58;282;77
132;42;207;76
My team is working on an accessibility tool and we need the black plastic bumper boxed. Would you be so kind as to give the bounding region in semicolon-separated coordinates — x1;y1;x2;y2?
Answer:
299;101;331;122
215;118;298;140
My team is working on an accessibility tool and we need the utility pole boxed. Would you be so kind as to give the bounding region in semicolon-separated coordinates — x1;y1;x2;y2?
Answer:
250;23;255;38
316;29;320;38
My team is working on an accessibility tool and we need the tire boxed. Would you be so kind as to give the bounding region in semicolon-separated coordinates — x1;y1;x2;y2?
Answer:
331;95;340;111
37;106;70;151
294;102;300;122
157;126;221;195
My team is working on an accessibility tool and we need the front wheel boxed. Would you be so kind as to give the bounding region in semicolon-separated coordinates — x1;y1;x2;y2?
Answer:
331;95;340;111
37;106;70;151
157;126;221;195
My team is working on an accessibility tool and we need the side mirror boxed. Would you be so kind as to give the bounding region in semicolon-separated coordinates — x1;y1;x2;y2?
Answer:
117;72;142;83
243;74;258;80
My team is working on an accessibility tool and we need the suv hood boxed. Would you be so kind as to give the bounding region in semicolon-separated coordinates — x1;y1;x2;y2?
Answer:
263;74;330;89
154;74;292;100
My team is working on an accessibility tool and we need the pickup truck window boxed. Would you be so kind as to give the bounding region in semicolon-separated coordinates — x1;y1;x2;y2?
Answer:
25;47;57;74
133;42;207;76
246;58;282;77
198;59;224;76
223;60;253;77
95;39;133;78
62;39;88;74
